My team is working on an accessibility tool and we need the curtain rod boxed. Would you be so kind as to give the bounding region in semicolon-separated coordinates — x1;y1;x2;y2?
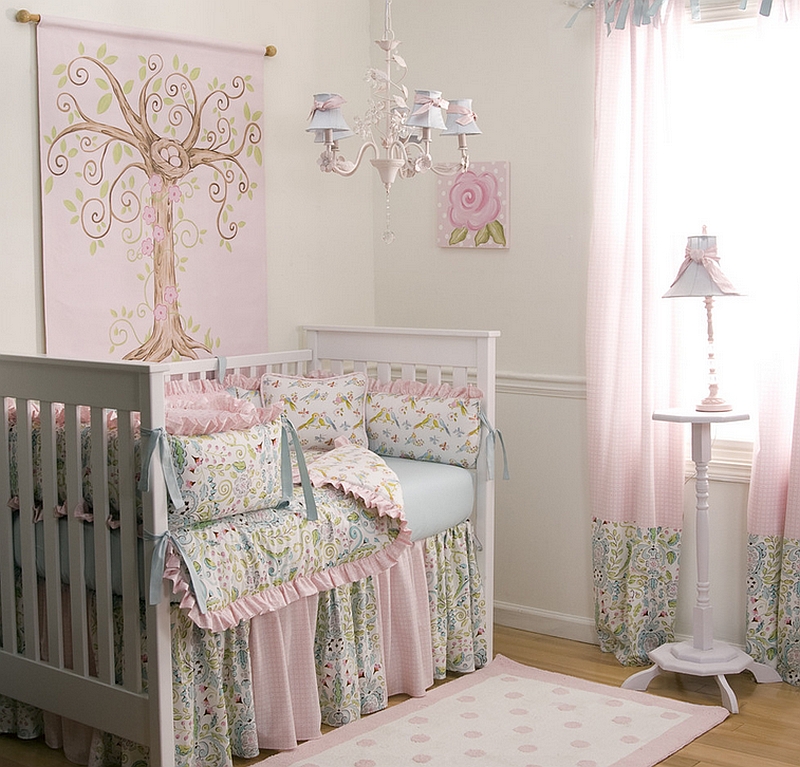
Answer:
14;9;278;57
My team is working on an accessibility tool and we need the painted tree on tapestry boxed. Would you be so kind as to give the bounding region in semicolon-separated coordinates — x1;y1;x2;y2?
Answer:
43;41;262;361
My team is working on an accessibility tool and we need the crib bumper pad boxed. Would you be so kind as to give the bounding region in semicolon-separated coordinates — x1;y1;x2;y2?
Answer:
161;444;411;631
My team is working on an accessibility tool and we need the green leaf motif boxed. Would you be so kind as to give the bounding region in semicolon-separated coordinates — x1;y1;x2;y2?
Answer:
52;63;66;76
190;67;201;81
97;93;113;114
63;199;77;212
487;220;506;246
123;79;134;95
474;225;491;247
449;227;468;245
44;177;53;195
96;43;107;60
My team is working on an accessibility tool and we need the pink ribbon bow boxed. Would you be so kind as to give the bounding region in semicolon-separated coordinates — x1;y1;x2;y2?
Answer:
447;103;478;126
411;94;449;117
309;94;346;119
669;244;738;294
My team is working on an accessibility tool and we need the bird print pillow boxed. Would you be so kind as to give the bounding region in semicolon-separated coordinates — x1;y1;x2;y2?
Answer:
260;372;368;450
366;379;483;468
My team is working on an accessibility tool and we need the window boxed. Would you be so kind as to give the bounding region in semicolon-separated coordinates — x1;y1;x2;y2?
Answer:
671;4;800;445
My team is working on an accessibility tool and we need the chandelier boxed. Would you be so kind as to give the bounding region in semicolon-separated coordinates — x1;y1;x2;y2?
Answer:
306;0;482;243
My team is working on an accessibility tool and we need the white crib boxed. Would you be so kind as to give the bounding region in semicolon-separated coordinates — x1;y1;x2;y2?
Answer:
0;325;499;767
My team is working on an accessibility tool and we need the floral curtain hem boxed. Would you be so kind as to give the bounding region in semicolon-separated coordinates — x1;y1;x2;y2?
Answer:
593;517;682;666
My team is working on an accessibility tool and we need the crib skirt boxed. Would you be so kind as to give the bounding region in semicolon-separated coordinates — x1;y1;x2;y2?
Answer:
0;521;486;766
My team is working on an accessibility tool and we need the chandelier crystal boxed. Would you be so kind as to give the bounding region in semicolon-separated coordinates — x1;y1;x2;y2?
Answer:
307;0;482;243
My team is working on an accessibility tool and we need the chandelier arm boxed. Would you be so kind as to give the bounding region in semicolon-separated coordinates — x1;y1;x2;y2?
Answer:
329;139;379;177
430;163;465;177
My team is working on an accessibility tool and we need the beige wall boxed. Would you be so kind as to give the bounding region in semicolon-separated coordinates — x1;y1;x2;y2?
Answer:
0;0;753;650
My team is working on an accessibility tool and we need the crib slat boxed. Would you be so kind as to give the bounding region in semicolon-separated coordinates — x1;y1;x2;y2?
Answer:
376;362;391;383
40;402;65;669
451;366;468;387
17;400;40;661
401;363;416;381
91;407;115;686
65;405;89;677
0;397;15;653
117;410;143;693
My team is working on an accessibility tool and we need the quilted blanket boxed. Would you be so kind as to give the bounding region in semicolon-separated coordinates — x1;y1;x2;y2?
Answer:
163;444;410;631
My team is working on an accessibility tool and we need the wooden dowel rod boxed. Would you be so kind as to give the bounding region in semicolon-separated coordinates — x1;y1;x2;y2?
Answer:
15;10;276;57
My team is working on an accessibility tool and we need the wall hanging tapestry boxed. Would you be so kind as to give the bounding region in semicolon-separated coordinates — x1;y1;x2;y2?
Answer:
436;161;509;249
36;16;268;361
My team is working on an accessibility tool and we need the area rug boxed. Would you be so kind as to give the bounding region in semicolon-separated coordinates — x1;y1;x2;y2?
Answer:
261;655;728;767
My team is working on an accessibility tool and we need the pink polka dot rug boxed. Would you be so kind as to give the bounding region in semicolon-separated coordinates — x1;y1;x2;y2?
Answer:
260;654;728;767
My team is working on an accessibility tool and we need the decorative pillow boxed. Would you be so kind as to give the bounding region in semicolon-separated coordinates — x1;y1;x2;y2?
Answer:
167;418;283;528
260;372;368;450
366;379;483;468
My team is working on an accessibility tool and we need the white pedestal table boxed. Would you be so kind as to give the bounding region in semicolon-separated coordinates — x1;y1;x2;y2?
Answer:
620;408;782;713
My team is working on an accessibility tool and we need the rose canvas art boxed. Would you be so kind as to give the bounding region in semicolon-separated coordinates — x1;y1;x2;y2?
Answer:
437;161;509;249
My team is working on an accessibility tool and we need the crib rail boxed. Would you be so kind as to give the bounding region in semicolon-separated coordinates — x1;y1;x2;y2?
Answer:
0;354;169;757
0;348;313;767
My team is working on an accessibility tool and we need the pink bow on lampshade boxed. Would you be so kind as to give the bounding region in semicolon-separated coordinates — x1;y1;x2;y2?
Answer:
447;102;478;126
309;94;346;119
663;233;740;298
411;93;449;117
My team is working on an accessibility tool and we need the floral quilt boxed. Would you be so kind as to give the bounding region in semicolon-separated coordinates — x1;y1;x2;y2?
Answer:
163;444;410;631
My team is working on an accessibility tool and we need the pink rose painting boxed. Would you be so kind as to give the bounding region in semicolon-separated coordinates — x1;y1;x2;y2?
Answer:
437;161;509;249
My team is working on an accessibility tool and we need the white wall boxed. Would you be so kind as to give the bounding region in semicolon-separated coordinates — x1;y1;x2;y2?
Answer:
0;0;754;653
368;0;753;651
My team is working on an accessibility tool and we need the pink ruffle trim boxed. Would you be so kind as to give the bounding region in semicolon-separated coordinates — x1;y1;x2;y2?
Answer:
164;381;282;436
164;457;411;631
367;378;483;399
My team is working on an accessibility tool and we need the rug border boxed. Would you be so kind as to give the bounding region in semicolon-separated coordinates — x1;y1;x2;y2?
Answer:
259;654;728;766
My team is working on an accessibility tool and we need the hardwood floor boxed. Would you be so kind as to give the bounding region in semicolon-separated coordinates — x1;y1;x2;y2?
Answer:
2;625;799;766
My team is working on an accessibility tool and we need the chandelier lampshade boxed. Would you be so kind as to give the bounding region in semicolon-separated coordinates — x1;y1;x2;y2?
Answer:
405;90;449;131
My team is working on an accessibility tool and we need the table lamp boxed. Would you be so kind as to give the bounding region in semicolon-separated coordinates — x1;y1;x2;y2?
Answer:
663;227;741;412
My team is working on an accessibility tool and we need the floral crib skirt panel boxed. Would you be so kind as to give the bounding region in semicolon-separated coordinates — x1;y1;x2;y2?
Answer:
0;519;487;766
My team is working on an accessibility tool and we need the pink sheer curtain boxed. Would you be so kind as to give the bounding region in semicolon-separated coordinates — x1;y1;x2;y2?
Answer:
586;5;689;665
744;0;800;686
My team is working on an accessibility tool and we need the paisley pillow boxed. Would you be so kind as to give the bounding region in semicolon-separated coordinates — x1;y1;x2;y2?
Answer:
168;418;283;528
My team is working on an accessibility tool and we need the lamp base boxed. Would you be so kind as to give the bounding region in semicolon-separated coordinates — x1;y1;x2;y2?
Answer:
696;397;733;413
